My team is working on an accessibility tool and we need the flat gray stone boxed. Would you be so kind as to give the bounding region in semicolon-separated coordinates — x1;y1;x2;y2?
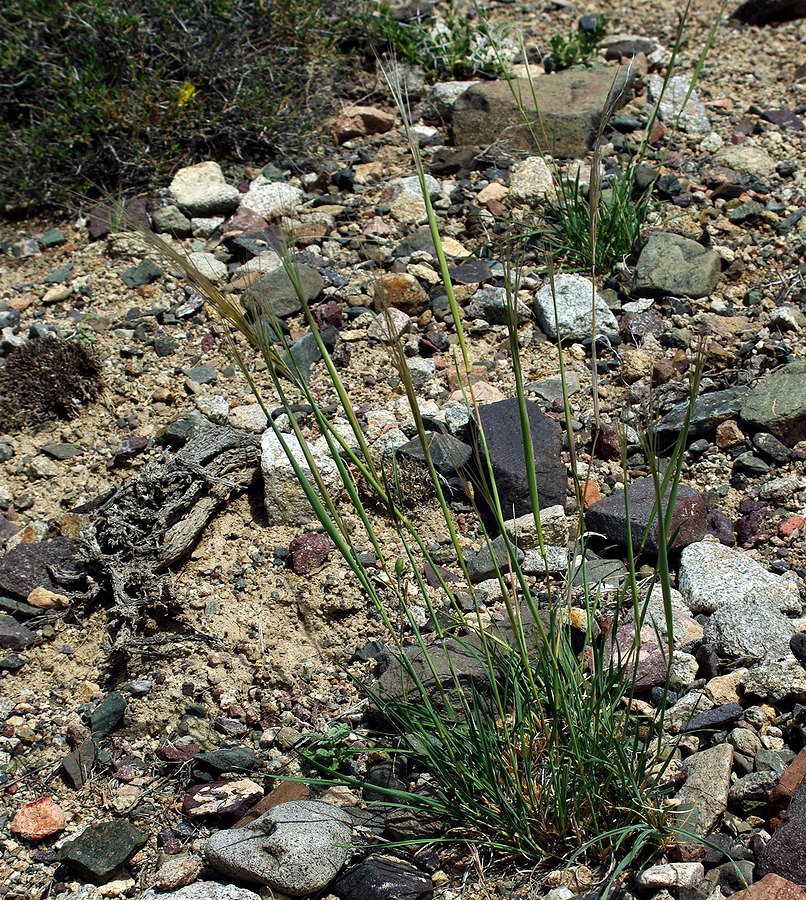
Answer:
142;883;261;900
647;74;710;134
741;361;806;446
674;743;733;837
242;263;324;319
205;800;352;894
533;274;619;342
239;179;303;218
634;233;721;298
679;540;802;615
452;67;634;157
743;657;806;703
655;387;751;438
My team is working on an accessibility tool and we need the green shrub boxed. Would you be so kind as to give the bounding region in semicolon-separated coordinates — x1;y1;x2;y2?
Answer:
544;16;608;72
0;0;356;212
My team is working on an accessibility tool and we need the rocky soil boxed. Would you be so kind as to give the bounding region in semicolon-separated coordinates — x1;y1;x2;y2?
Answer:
0;0;805;898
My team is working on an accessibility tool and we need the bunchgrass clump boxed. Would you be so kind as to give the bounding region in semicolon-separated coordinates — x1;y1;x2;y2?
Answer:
544;15;608;72
130;76;705;883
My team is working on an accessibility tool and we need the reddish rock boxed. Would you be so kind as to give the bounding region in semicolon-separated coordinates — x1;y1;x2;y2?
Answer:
153;854;203;890
11;797;67;841
222;206;268;237
288;533;333;575
769;747;806;825
780;516;806;538
758;772;806;883
595;422;622;462
716;419;745;449
182;778;263;819
233;780;310;829
333;105;396;142
581;481;603;510
730;875;806;900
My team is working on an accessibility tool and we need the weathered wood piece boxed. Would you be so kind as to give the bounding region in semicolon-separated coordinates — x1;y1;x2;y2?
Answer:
79;426;261;655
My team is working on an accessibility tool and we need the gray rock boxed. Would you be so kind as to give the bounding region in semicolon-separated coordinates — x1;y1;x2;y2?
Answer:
204;800;353;894
655;387;751;438
452;67;634;157
634;233;721;298
170;161;240;217
585;477;707;552
242;263;324;319
533;274;619;342
526;371;581;403
728;770;779;810
467;535;524;582
466;286;531;325
122;259;163;288
509;155;554;202
679;540;802;615
674;743;733;837
59;819;147;882
634;863;705;889
740;361;806;446
152;204;192;237
142;882;261;900
743;657;806;703
704;596;793;659
187;251;228;285
522;544;569;575
396;432;472;475
502;505;569;549
422;81;479;120
713;144;776;177
646;75;711;134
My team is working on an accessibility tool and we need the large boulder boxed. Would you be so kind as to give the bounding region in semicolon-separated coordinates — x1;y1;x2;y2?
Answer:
634;233;721;298
741;361;806;446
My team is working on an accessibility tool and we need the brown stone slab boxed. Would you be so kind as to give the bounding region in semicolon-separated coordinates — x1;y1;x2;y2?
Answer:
452;67;634;157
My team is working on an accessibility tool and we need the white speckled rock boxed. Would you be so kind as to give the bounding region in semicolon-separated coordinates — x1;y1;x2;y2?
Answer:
204;800;353;895
508;155;555;202
142;882;260;900
261;432;340;526
678;539;802;614
169;161;240;217
704;595;793;659
533;274;619;342
239;178;303;218
635;862;704;889
187;251;228;285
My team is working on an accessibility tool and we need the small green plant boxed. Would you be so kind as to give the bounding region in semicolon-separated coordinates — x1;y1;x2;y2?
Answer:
298;724;356;775
358;1;505;79
544;16;608;72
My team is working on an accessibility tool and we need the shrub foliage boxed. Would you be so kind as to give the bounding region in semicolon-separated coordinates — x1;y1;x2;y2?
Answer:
0;0;356;211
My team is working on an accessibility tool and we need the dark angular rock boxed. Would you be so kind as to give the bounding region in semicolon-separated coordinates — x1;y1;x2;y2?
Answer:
121;259;163;288
655;387;752;439
757;772;806;882
91;691;127;739
161;410;210;448
683;702;744;733
585;477;707;552
397;432;472;475
791;634;806;669
182;778;263;819
448;259;493;284
732;0;806;25
475;398;566;515
194;748;257;778
0;537;74;601
61;737;97;789
634;233;721;299
334;855;434;900
0;620;36;650
184;364;217;385
706;508;736;546
753;433;791;464
59;819;147;882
